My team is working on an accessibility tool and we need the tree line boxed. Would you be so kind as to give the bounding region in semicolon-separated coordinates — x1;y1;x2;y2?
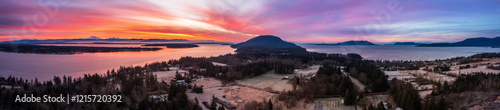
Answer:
344;60;390;92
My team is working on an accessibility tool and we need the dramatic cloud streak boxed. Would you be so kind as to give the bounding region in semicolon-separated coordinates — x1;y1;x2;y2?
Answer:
0;0;499;42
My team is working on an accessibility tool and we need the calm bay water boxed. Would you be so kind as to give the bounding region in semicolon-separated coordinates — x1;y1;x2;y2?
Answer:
1;44;500;81
0;44;235;81
301;45;500;60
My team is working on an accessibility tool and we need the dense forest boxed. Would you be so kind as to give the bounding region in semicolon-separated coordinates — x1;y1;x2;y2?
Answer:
142;43;199;48
344;61;390;92
276;64;358;107
470;53;500;58
0;44;162;54
432;72;500;95
388;78;422;110
0;61;203;109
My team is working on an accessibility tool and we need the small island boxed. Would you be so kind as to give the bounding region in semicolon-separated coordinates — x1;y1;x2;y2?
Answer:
0;44;162;54
392;42;424;45
418;37;500;47
311;40;376;45
143;43;200;48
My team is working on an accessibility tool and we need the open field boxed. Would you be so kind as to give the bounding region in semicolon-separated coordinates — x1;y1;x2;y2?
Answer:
419;90;433;98
295;65;320;76
192;77;223;88
188;86;276;110
236;71;293;92
448;65;500;74
212;62;228;66
444;58;500;75
153;70;189;82
187;76;276;110
385;71;414;80
386;70;455;83
358;95;389;109
236;65;321;92
314;98;357;110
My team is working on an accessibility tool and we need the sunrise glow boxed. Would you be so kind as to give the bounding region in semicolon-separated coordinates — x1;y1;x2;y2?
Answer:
1;0;499;43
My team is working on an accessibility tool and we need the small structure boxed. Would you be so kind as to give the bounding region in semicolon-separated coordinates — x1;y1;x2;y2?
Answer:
215;98;237;110
282;76;289;80
0;85;21;89
170;67;179;71
200;68;207;72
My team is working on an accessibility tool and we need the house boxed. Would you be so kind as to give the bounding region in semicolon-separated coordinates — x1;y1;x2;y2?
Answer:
282;76;289;80
199;68;207;72
176;80;185;83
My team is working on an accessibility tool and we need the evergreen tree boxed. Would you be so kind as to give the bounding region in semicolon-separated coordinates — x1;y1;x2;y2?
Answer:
344;89;356;105
210;95;217;110
376;101;385;110
268;99;273;110
437;98;446;110
218;105;225;110
368;105;375;110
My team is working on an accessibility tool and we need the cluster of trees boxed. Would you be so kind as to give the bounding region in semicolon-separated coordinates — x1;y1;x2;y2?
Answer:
160;81;202;110
232;60;295;78
169;57;231;82
347;53;363;60
434;65;451;72
364;101;386;110
487;64;500;70
432;72;500;95
274;62;295;74
456;58;484;65
0;62;202;109
388;78;422;110
459;64;472;69
234;61;276;77
422;97;446;110
388;78;446;110
191;84;203;93
234;52;349;65
316;64;342;76
202;95;227;110
242;99;274;110
143;61;170;71
345;61;389;92
470;53;500;58
372;60;427;71
277;64;358;107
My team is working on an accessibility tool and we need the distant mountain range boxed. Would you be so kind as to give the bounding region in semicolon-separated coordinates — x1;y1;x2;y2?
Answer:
0;36;232;45
392;42;425;45
417;37;500;47
86;36;102;40
231;35;306;53
311;40;376;45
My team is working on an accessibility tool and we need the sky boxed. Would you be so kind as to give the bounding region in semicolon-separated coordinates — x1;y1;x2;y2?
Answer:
1;0;499;43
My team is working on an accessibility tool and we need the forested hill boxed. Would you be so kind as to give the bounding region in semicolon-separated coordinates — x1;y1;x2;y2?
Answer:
418;37;500;47
231;35;307;53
